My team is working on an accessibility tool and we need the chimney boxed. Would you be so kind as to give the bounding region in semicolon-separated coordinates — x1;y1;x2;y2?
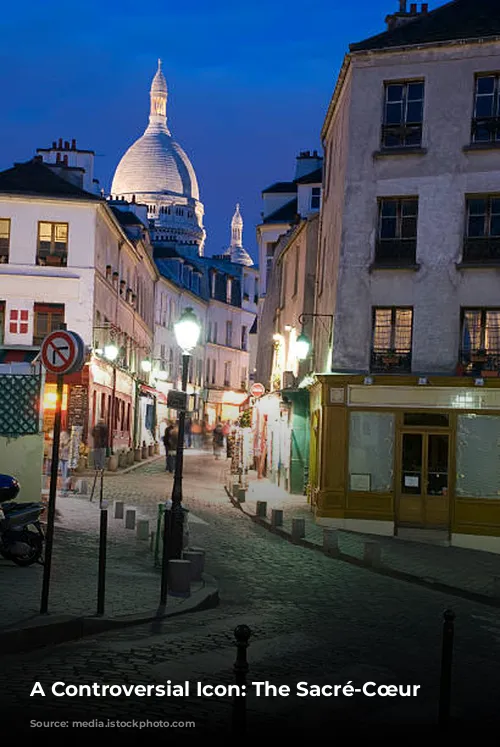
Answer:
52;141;57;148
63;154;68;165
410;3;417;12
386;0;425;30
399;0;406;10
64;140;70;150
421;2;428;11
58;138;63;148
71;139;76;150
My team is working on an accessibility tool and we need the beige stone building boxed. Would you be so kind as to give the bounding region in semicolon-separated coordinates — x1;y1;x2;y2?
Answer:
310;0;500;551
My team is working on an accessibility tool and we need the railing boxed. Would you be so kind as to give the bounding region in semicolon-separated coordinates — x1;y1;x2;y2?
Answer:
381;123;422;148
36;249;67;267
471;116;500;143
371;349;412;373
462;237;500;263
458;349;500;375
374;239;417;266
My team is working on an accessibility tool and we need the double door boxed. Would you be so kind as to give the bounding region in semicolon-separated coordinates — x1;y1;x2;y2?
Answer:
397;431;450;528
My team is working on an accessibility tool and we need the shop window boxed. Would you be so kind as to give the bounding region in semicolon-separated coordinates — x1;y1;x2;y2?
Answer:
348;412;395;492
456;414;500;498
33;303;65;346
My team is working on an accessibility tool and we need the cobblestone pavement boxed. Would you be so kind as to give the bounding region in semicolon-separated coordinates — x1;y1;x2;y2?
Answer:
2;451;500;733
241;472;500;599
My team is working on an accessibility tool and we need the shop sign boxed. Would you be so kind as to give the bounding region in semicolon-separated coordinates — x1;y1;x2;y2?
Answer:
167;390;188;411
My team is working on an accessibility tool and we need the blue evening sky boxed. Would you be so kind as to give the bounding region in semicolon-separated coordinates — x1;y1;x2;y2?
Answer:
0;0;440;262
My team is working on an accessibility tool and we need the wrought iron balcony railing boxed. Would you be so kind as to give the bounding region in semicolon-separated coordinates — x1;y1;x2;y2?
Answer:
462;237;500;263
458;349;500;375
471;116;500;143
371;349;412;373
374;239;417;266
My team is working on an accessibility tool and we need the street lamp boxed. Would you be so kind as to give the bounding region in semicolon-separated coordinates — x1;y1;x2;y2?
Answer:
104;344;118;361
141;359;152;373
295;333;311;361
169;308;201;559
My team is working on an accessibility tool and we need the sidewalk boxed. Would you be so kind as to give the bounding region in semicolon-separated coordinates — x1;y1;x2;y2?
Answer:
0;483;218;646
233;471;500;603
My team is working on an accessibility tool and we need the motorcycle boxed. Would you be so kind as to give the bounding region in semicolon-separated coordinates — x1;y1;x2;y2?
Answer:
0;474;45;567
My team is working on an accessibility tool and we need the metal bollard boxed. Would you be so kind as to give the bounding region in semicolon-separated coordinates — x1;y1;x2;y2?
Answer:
291;517;305;542
232;624;252;735
438;609;455;726
363;540;381;567
271;509;283;528
125;509;136;530
96;508;108;616
154;503;165;566
114;501;124;519
256;501;267;518
136;519;149;541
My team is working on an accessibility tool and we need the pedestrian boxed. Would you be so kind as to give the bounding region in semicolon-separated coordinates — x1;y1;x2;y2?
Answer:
91;419;108;471
43;430;53;477
168;423;179;473
59;430;70;494
213;422;224;460
191;419;202;448
163;421;173;471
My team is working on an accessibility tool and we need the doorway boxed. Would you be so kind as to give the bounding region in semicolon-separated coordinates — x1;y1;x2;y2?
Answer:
397;431;450;528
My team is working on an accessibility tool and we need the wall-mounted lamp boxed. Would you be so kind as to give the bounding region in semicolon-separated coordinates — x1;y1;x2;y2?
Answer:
104;344;118;361
141;359;152;373
474;378;484;386
363;376;373;385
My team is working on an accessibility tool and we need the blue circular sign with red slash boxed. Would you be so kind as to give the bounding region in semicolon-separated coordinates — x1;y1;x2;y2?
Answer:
40;329;85;375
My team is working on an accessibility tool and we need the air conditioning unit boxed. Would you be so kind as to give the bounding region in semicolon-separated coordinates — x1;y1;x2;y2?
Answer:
282;371;296;389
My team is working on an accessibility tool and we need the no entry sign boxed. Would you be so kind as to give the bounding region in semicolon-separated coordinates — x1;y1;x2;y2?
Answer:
41;329;85;375
250;382;265;398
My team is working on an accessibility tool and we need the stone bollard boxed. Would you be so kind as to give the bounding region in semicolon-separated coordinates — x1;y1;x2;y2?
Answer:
183;550;204;581
136;519;149;541
291;517;306;542
493;577;500;597
125;509;136;530
256;501;267;518
189;546;206;573
232;483;240;498
237;488;246;503
134;448;142;462
75;479;88;495
323;528;340;556
364;540;381;568
168;559;191;596
114;501;124;519
271;509;283;528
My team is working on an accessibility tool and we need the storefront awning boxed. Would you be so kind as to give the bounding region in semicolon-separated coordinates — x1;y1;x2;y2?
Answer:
139;384;156;397
0;348;39;364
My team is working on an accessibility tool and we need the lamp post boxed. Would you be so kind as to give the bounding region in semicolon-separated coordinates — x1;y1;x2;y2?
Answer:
169;308;201;559
103;344;118;452
295;313;334;364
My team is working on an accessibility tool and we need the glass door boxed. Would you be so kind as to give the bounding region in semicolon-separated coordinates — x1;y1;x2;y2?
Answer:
398;432;424;525
424;433;449;527
397;431;450;528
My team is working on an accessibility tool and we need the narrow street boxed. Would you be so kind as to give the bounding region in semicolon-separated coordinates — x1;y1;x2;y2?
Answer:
1;451;500;732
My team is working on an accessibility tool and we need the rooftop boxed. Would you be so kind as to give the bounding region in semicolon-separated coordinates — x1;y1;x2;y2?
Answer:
0;158;101;200
262;198;298;224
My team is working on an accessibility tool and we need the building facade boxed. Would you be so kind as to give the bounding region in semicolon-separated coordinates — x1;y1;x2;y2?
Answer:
310;0;500;551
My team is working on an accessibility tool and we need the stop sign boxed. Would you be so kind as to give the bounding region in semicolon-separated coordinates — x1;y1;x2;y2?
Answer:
250;382;265;398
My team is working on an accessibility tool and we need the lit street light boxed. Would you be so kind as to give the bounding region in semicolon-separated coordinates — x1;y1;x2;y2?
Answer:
295;333;311;361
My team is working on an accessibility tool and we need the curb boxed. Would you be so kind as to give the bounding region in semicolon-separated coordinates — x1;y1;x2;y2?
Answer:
70;455;163;481
226;488;500;609
0;573;219;656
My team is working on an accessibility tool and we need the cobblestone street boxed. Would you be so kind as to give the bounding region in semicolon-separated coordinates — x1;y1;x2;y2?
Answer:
2;451;500;733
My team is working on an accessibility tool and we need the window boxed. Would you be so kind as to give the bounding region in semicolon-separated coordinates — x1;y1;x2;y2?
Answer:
8;308;29;336
241;325;248;351
457;415;500;498
280;259;287;308
226;277;232;304
196;358;202;386
348;412;395;492
207;321;212;343
192;273;200;294
375;198;418;266
0;302;4;343
382;81;424;148
213;322;218;344
37;222;68;266
266;242;276;287
226;320;232;347
472;75;500;143
206;358;211;383
33;303;65;345
371;307;413;372
211;359;216;385
224;361;232;387
460;308;500;373
463;196;500;263
0;219;10;263
311;187;321;210
241;366;247;390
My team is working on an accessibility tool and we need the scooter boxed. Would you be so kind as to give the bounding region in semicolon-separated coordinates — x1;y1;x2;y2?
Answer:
0;474;45;566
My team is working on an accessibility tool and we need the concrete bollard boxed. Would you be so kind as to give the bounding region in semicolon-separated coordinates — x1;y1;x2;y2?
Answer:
493;577;500;597
114;501;124;519
237;488;246;503
189;546;206;573
136;519;149;541
271;509;283;528
364;540;382;568
256;501;267;518
183;550;204;581
291;517;306;542
75;479;88;495
323;528;340;556
125;509;136;530
168;559;191;596
232;483;240;498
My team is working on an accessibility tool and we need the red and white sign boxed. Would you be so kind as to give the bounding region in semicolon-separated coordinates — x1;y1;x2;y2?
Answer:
41;330;83;375
250;382;265;398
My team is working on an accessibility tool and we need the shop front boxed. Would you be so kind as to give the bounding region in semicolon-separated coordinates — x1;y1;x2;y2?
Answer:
309;374;500;553
204;389;248;425
89;356;134;451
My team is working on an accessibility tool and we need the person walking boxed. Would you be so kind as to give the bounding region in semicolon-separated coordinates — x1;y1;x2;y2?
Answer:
213;422;224;460
59;430;71;495
167;423;179;473
163;422;173;471
91;419;108;471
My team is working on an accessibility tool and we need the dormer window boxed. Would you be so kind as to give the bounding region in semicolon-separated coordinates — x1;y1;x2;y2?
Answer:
311;187;321;210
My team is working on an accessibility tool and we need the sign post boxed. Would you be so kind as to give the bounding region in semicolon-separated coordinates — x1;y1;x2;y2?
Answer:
39;328;85;615
250;382;265;399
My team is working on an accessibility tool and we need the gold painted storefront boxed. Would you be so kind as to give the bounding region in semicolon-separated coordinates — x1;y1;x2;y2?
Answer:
308;375;500;552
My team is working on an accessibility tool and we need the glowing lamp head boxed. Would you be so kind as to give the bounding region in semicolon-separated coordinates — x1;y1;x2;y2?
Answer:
141;359;152;373
174;307;201;353
104;344;118;361
295;333;310;361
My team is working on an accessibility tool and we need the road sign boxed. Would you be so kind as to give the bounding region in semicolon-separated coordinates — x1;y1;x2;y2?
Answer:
250;382;265;398
40;330;85;375
167;390;188;411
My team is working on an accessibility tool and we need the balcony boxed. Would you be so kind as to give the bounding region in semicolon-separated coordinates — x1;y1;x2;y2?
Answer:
458;349;500;376
372;239;417;269
471;116;500;144
371;349;412;373
461;237;500;265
